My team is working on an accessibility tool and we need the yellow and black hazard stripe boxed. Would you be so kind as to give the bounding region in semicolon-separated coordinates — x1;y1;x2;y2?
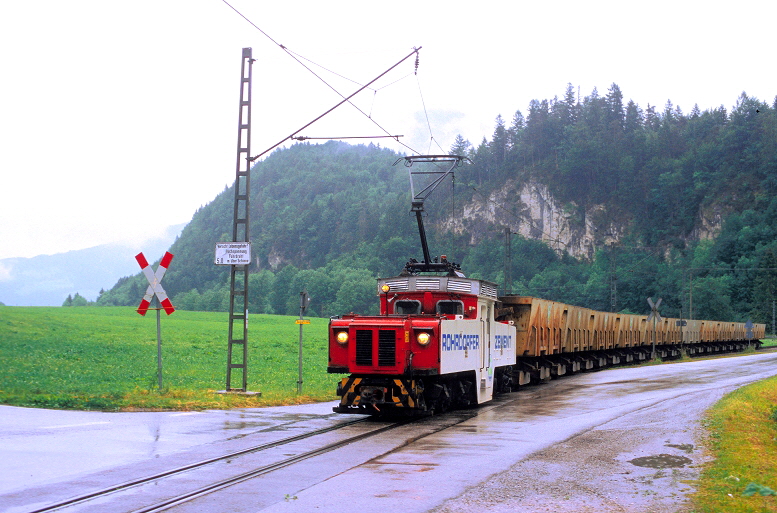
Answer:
388;378;424;409
335;376;426;411
337;376;363;407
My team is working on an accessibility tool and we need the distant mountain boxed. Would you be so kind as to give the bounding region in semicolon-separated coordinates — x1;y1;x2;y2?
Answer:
0;224;184;306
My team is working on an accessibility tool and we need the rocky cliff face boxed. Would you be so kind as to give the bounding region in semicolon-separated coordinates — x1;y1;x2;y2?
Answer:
689;204;727;242
441;180;624;260
444;180;727;260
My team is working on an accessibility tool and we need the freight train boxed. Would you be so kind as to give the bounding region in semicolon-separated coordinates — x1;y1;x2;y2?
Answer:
326;155;766;415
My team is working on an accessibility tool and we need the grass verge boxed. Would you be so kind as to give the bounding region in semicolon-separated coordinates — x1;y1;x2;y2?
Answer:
690;374;777;512
761;338;777;349
0;306;344;411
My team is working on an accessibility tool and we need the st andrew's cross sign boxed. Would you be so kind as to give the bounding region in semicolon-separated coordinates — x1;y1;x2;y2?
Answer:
135;251;175;315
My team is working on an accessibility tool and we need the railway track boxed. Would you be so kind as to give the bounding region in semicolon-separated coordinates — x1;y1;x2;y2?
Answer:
25;416;377;513
128;419;407;513
21;407;486;513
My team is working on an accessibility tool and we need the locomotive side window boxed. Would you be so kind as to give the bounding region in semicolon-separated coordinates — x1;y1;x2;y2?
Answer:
395;300;422;315
436;300;464;316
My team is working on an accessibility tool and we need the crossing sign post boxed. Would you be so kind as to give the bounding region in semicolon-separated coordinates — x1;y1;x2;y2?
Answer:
647;297;662;359
745;319;754;348
135;251;175;391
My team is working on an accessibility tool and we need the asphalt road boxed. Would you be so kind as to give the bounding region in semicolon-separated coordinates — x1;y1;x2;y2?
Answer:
267;351;777;513
2;351;776;513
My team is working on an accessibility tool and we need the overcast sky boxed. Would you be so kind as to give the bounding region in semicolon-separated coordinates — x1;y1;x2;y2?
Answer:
0;0;774;261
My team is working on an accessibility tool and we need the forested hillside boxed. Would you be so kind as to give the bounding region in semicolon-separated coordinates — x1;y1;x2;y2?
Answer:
98;84;777;329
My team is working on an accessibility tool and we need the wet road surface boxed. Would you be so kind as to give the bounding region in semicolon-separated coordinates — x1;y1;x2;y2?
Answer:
0;402;353;496
2;351;776;512
266;352;777;513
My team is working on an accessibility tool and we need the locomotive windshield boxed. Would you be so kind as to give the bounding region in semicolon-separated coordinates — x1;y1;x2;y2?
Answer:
395;300;422;315
436;300;463;315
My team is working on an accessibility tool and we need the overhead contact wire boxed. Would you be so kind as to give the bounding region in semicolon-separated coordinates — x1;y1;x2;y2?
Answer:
221;0;421;156
249;48;422;161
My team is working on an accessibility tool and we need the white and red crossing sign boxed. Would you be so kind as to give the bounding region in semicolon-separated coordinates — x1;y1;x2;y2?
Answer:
135;251;175;316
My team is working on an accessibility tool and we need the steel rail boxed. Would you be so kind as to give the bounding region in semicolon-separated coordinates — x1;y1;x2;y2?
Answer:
25;417;371;513
130;420;414;513
130;410;495;513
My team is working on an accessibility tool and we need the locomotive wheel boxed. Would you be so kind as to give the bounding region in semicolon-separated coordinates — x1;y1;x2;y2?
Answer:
456;379;474;407
426;382;452;414
436;383;452;413
495;366;513;394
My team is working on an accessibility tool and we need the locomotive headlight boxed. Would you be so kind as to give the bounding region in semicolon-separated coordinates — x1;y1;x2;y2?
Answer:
335;331;349;345
416;332;431;346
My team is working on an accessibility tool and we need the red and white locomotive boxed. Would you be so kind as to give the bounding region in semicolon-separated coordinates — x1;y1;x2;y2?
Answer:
328;272;516;414
328;155;515;414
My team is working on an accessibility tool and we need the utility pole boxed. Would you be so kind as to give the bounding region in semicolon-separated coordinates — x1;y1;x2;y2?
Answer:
504;228;511;295
610;242;617;312
647;297;662;360
688;272;693;320
679;306;684;353
225;48;255;393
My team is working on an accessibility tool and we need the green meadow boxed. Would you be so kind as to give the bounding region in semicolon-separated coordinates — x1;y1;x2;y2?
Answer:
0;306;343;411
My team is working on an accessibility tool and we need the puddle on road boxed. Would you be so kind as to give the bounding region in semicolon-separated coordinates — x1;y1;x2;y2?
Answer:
629;454;693;468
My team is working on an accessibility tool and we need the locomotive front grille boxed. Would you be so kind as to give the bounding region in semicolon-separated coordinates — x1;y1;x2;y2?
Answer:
356;330;372;366
378;330;396;367
355;329;397;368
